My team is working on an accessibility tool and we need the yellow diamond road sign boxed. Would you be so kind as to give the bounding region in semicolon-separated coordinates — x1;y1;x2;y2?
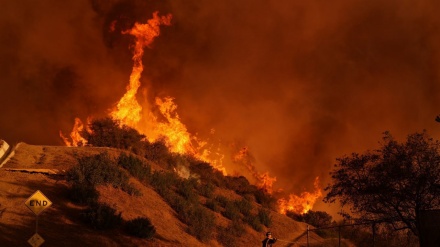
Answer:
28;233;44;247
25;190;52;216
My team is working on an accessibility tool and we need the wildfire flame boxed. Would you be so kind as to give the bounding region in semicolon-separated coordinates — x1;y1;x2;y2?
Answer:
59;117;88;147
110;11;172;128
278;176;323;215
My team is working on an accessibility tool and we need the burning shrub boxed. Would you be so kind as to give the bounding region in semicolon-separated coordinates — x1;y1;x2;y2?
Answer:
82;117;145;151
125;217;156;239
82;203;122;230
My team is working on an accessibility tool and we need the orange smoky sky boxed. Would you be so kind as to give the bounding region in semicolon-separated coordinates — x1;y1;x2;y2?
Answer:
1;0;440;206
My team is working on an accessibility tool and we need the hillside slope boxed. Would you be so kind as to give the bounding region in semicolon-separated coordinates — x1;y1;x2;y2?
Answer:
0;143;323;246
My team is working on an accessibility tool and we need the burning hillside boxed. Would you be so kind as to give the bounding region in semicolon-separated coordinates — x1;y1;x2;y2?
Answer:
60;12;322;215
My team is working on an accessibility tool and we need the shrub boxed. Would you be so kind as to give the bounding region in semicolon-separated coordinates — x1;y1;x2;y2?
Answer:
222;201;241;221
118;153;151;182
189;161;226;188
198;182;215;198
125;217;156;239
177;178;199;203
82;117;145;150
143;140;173;167
150;170;180;194
82;203;122;230
225;176;257;195
67;153;129;189
254;189;277;209
215;195;229;208
258;208;272;227
245;214;263;232
186;206;216;242
69;183;99;205
122;182;142;197
228;219;246;237
235;198;253;217
205;199;221;212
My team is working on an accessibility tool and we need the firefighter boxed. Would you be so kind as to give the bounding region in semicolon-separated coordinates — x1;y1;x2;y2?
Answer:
262;231;277;247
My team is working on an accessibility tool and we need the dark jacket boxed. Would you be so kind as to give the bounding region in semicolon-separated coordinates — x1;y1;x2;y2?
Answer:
262;237;277;247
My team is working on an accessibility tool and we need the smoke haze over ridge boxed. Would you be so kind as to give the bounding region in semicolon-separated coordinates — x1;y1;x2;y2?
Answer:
1;0;440;201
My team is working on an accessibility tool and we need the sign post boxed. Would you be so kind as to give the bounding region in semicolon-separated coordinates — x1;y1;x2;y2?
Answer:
24;190;52;247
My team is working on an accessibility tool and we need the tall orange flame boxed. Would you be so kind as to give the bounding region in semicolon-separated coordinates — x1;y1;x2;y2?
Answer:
278;177;323;215
111;11;172;127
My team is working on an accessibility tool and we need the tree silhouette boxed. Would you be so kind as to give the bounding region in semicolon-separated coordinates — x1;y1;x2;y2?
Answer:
324;131;440;246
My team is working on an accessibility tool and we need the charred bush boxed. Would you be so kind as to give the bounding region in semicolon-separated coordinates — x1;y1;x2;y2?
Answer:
125;217;156;239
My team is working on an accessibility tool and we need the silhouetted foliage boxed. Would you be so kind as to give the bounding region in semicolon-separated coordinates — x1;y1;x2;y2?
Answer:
83;117;145;150
325;131;440;246
286;210;332;228
82;203;122;230
125;217;156;239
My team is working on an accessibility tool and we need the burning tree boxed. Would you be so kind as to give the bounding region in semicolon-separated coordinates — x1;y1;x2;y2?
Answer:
324;131;440;246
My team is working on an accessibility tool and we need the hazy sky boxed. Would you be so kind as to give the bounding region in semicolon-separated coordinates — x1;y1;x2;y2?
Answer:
1;0;440;203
